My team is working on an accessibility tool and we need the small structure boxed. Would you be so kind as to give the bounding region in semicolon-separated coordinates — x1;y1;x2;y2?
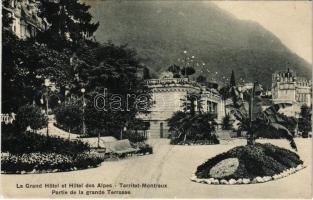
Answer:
139;77;225;138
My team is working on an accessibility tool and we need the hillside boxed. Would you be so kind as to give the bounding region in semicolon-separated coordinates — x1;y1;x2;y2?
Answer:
87;1;312;88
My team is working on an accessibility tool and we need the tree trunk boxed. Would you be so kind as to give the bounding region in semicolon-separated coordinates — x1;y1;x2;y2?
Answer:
247;132;255;145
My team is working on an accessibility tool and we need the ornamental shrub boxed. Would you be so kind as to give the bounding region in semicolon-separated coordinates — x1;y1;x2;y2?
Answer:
15;104;48;132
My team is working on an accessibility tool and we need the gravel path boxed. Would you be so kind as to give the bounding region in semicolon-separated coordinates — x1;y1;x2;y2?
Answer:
1;138;311;198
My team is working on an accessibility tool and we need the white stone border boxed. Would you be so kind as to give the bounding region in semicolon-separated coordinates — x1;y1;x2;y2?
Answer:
191;164;306;185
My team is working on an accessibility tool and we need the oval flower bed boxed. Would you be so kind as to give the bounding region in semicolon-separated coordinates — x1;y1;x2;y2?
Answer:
191;143;305;185
1;151;104;174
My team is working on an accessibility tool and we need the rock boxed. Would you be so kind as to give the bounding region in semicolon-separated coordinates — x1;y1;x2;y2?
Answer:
212;179;220;184
242;178;250;184
208;178;215;182
73;167;77;170
29;169;36;174
256;177;264;183
52;169;58;173
199;180;207;184
237;178;243;184
228;179;236;185
21;171;26;174
263;176;271;182
204;179;212;184
220;179;228;184
296;165;303;170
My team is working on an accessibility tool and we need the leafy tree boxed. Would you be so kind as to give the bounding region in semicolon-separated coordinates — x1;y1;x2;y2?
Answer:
168;111;218;144
54;101;83;134
38;0;99;49
15;104;48;133
167;64;181;77
80;43;152;137
181;67;195;78
230;70;236;87
2;30;72;112
143;67;151;79
298;105;312;137
196;75;207;84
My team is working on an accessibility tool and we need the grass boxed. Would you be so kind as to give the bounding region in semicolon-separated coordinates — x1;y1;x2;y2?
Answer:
195;143;303;180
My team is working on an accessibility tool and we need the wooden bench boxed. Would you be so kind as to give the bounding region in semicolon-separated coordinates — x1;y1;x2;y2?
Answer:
107;139;138;157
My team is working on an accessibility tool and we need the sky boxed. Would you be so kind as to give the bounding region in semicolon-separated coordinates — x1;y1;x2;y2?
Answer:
213;1;312;64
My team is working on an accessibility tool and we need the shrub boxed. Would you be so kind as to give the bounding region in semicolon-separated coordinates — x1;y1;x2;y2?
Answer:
1;152;103;173
15;104;48;132
168;111;219;145
54;101;83;134
122;130;147;143
1;131;89;154
222;114;232;130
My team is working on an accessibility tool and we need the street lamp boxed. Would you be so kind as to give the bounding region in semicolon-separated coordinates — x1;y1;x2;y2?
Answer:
81;88;86;136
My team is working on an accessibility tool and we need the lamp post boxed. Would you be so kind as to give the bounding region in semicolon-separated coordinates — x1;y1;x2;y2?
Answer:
81;88;86;136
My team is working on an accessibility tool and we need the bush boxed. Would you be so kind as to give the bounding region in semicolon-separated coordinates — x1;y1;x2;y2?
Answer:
1;152;103;173
1;131;89;154
54;102;83;134
122;130;147;143
168;111;219;145
222;114;232;130
195;143;303;180
15;104;48;132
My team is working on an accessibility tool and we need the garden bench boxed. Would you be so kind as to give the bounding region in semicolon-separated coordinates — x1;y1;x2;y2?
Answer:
107;139;138;157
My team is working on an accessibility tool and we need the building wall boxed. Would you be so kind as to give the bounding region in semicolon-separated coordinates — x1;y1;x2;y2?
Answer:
272;69;312;117
140;78;224;139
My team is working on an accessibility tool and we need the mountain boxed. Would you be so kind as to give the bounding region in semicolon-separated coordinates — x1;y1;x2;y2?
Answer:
87;0;312;88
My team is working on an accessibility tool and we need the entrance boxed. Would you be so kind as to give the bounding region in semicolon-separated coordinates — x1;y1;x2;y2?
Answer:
160;122;163;138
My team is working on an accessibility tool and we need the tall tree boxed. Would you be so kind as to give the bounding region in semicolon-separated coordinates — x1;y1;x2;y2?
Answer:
38;0;99;49
230;70;236;87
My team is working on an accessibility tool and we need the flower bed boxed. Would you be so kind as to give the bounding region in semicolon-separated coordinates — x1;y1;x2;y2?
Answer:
1;151;104;174
193;143;305;185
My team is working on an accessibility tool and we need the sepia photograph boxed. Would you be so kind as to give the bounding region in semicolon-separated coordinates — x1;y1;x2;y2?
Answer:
0;0;312;199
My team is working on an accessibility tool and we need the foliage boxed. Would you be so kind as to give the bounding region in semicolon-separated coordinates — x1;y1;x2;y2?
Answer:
15;104;48;132
54;101;83;134
298;105;312;136
230;70;236;87
167;64;181;78
230;83;297;150
37;0;99;50
168;111;219;144
2;30;72;112
1;151;103;173
195;143;303;180
222;114;232;130
1;131;89;155
143;67;151;79
181;67;195;78
196;75;207;84
82;43;152;137
122;131;147;143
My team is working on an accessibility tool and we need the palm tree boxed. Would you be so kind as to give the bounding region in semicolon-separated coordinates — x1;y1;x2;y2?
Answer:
230;82;297;150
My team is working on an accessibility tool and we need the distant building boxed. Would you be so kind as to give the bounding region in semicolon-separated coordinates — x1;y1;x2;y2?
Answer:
3;0;49;39
272;69;312;116
139;78;225;138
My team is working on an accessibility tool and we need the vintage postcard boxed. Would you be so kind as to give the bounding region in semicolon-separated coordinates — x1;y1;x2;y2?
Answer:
1;0;312;199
